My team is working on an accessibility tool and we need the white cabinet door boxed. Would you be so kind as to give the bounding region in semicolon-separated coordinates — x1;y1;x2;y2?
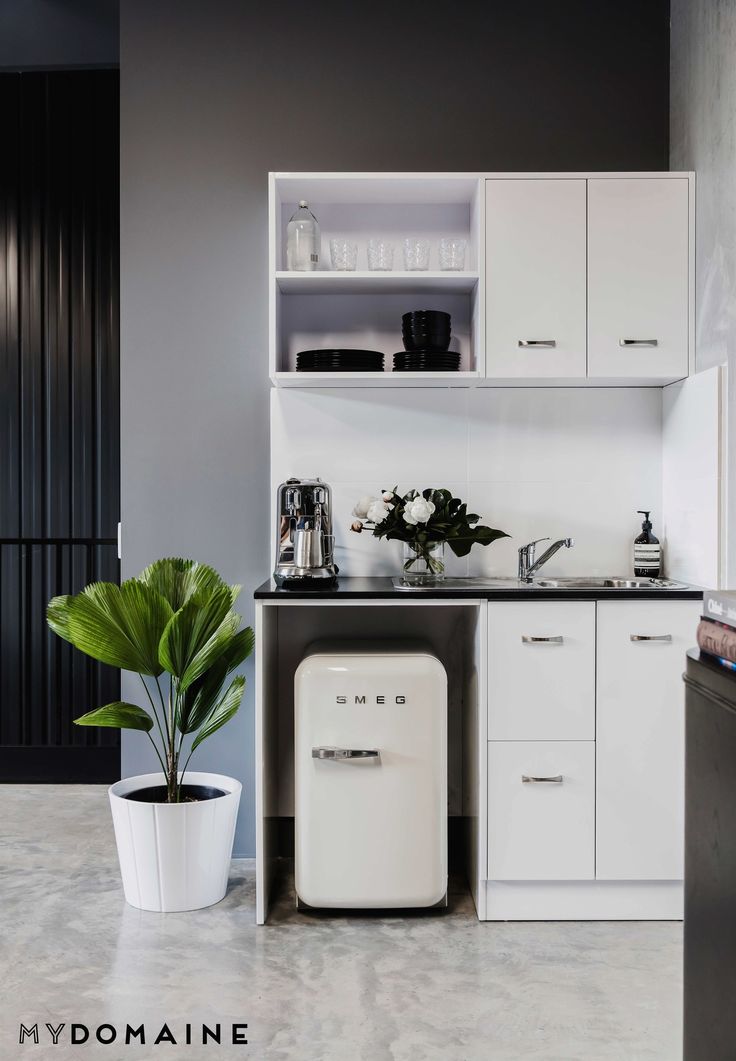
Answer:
488;601;595;740
485;179;586;379
596;600;701;880
488;741;595;880
588;178;690;380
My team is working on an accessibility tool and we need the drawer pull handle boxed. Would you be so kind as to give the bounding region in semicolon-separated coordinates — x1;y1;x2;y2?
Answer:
521;634;564;644
518;339;556;348
522;774;563;784
619;338;658;347
312;746;380;760
630;634;672;642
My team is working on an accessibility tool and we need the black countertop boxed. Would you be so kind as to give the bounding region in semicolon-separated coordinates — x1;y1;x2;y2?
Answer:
255;576;704;602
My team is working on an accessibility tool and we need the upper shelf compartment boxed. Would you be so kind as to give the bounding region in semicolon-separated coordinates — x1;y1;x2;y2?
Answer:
269;174;485;387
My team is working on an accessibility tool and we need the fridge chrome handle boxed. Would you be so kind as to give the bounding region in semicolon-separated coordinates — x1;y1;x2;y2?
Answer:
312;746;380;760
619;338;659;347
630;633;672;642
518;339;556;347
522;774;563;784
522;635;564;644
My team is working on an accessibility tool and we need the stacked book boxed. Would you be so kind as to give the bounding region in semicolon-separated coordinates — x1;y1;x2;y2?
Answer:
697;590;736;673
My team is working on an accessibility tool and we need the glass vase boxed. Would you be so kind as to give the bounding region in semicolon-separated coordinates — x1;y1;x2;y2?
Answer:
401;541;446;585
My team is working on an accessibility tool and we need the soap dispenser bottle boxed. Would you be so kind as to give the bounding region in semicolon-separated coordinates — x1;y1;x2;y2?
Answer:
633;510;662;578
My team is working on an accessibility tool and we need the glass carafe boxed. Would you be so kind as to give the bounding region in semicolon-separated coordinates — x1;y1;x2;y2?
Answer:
286;200;321;271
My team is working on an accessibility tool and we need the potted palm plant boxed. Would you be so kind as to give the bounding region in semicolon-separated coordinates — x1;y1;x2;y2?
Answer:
47;557;254;912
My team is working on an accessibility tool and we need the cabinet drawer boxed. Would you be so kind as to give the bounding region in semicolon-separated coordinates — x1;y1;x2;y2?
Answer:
596;600;701;881
488;741;595;880
488;601;595;740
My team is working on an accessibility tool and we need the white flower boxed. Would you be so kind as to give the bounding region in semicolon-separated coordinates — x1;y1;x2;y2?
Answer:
352;495;378;519
403;497;436;525
367;499;392;524
382;490;395;503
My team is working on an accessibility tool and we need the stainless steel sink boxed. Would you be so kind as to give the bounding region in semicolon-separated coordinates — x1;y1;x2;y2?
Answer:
391;575;688;592
532;577;685;589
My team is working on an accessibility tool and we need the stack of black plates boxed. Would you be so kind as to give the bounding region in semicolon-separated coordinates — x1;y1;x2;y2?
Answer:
393;350;461;372
402;310;451;352
296;349;384;372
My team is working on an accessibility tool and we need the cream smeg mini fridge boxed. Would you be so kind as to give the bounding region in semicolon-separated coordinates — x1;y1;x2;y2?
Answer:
294;643;447;909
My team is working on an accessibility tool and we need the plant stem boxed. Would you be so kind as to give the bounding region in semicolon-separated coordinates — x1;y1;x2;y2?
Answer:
139;675;168;764
145;730;168;776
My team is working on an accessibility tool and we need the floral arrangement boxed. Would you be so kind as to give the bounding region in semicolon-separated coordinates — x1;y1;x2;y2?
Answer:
351;487;508;580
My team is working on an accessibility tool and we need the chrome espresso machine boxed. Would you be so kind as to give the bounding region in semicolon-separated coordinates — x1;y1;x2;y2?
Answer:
273;477;338;587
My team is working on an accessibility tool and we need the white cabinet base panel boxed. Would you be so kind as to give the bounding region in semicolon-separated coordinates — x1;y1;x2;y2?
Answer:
483;880;683;921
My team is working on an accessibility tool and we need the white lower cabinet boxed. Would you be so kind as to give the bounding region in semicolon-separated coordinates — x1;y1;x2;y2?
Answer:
595;600;701;880
488;601;595;740
487;740;595;881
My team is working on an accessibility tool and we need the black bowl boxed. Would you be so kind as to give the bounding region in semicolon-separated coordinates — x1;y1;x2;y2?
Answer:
403;335;451;353
402;309;451;324
402;326;451;337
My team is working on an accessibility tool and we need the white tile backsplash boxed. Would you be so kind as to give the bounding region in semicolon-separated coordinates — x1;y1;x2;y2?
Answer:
271;382;719;581
271;388;469;485
468;388;662;484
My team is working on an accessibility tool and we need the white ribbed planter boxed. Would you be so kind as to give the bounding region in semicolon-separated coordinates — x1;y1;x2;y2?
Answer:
108;772;241;912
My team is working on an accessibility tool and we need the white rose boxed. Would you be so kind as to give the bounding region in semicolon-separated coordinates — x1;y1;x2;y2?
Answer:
403;497;436;526
352;495;378;519
367;499;392;524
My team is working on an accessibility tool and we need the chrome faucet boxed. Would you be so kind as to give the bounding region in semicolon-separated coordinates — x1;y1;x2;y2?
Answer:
518;537;574;582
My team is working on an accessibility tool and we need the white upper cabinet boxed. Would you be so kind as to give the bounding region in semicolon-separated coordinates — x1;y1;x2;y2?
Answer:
587;178;690;381
486;179;587;379
270;172;692;388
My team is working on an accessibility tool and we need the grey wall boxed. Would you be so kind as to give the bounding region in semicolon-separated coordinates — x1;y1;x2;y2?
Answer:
671;0;736;582
120;0;672;856
0;1;118;68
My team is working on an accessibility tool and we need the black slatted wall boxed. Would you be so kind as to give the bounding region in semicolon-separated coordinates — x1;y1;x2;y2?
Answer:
0;71;120;782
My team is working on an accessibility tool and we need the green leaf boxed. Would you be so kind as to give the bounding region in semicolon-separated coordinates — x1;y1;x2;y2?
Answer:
47;595;74;643
137;557;237;611
191;676;245;752
177;626;255;734
74;701;154;732
447;526;510;558
52;581;173;675
158;584;241;690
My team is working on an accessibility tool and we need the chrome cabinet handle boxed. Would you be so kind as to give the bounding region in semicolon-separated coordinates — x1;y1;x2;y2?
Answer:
312;746;380;760
522;774;563;784
522;635;564;644
630;633;672;642
518;339;556;347
619;338;658;347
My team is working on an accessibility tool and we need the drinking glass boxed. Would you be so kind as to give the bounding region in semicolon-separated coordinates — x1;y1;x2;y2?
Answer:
403;237;430;271
329;237;358;271
439;237;467;271
367;238;394;271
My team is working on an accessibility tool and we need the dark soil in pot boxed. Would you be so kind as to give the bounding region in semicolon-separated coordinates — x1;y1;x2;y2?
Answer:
123;784;227;803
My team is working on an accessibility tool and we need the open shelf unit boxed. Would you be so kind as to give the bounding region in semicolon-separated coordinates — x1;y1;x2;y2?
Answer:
269;173;485;387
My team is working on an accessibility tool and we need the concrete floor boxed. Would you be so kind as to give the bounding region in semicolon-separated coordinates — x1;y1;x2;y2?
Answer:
0;786;682;1060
